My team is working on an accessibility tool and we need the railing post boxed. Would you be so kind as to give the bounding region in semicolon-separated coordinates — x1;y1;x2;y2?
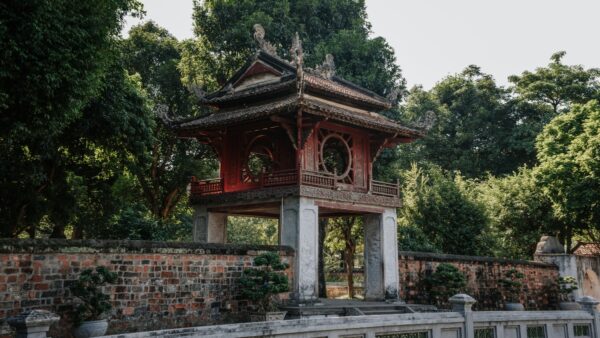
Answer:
7;310;60;338
449;294;476;338
578;296;600;338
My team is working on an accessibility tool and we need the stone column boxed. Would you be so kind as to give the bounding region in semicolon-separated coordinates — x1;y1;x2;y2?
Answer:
449;294;476;338
363;208;400;301
280;197;319;302
578;296;600;338
7;310;60;338
193;206;227;243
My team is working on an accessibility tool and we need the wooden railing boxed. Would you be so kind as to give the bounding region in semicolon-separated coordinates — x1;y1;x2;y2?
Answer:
262;169;298;187
371;179;400;197
190;171;400;198
190;178;223;195
300;170;336;189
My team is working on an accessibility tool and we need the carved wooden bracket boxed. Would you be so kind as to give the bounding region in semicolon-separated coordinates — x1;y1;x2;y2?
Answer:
270;115;297;150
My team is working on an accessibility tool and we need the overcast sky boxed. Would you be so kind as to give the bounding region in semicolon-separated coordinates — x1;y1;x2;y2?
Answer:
124;0;600;89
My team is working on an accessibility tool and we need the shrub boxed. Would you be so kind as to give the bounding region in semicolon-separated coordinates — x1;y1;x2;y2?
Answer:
424;263;467;307
239;252;289;312
69;266;118;326
499;268;525;303
558;276;578;301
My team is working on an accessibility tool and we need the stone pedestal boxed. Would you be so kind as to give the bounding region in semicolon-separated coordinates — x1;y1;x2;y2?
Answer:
280;197;319;302
363;208;399;301
7;310;59;338
193;206;227;243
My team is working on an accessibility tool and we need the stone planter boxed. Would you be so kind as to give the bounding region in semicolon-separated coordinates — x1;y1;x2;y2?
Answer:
559;301;581;310
250;311;287;322
504;303;525;311
72;319;108;338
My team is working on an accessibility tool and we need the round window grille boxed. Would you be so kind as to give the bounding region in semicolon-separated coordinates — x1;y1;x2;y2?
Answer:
243;136;275;182
320;134;352;179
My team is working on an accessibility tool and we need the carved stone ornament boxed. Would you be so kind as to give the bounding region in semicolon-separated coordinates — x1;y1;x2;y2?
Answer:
289;32;303;67
155;104;173;126
385;87;402;103
416;110;437;131
188;84;206;101
253;23;277;55
316;54;335;79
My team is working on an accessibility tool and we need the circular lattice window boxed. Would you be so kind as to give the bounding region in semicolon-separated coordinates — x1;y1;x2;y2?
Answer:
319;133;352;181
243;136;275;183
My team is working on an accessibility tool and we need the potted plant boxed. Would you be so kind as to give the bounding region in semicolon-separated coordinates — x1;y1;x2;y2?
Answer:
558;276;580;310
499;268;525;311
70;266;118;338
239;252;290;321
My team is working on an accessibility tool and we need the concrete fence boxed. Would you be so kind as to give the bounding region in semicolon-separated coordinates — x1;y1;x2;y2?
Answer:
8;294;600;338
92;295;599;338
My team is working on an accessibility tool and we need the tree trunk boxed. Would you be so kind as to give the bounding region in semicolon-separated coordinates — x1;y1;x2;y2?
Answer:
341;217;356;298
345;245;355;298
49;223;66;239
318;218;328;298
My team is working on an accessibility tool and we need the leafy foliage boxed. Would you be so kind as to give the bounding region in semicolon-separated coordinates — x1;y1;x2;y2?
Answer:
70;266;118;325
395;67;539;179
498;268;525;303
423;263;467;307
473;168;557;259
535;100;600;250
122;21;218;221
398;164;493;255
187;0;405;98
239;252;289;312
0;0;143;237
557;276;578;301
226;217;278;245
509;51;600;114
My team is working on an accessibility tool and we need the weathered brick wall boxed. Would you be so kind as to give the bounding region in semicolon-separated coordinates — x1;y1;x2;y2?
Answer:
0;239;294;337
399;251;559;310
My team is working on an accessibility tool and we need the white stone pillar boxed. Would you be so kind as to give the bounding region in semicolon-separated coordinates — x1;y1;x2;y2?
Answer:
363;208;399;301
280;197;319;302
193;206;227;243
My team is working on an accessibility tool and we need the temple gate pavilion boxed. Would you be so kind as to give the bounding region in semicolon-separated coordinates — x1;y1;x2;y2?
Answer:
171;25;423;302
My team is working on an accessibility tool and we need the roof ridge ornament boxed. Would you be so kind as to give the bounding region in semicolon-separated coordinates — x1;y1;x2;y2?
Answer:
385;87;402;103
415;110;437;131
316;54;335;79
253;24;277;56
289;32;303;67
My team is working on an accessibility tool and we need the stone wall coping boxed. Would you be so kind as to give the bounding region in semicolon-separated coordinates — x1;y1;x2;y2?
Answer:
0;238;294;255
399;251;556;268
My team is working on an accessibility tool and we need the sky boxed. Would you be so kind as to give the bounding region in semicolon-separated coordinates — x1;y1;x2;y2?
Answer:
124;0;600;89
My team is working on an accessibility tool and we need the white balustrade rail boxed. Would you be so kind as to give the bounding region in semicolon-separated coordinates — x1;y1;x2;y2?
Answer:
96;295;600;338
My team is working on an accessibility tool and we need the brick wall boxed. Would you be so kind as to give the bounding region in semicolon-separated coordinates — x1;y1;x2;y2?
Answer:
399;251;559;310
0;239;294;337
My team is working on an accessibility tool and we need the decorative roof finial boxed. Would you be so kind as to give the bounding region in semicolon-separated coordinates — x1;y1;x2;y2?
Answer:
316;54;335;79
416;110;437;131
385;87;402;103
253;24;277;55
290;32;303;67
188;84;206;101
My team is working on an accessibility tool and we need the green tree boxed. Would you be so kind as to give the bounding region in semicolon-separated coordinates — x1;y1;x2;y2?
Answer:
396;67;535;178
398;164;492;255
0;0;143;237
474;167;557;259
226;216;278;245
535;100;600;250
186;0;405;98
324;217;362;298
509;51;600;115
122;22;218;221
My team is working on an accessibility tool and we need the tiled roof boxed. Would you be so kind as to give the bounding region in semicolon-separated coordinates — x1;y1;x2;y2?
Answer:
177;95;298;129
573;243;600;257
